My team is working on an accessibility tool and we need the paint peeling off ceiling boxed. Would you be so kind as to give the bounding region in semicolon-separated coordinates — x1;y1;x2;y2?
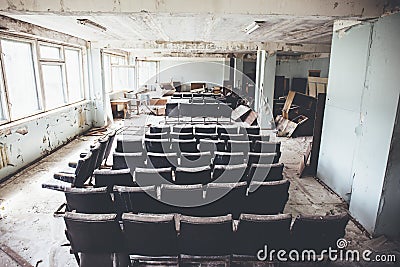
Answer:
5;13;335;45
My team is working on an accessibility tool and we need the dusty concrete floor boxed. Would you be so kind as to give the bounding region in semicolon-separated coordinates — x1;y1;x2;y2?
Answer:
0;115;399;266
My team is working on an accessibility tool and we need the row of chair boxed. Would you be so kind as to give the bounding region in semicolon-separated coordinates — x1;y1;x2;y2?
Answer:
146;124;261;135
113;149;280;169
107;162;284;186
44;180;290;218
172;92;222;99
116;137;280;155
63;212;349;266
165;102;232;122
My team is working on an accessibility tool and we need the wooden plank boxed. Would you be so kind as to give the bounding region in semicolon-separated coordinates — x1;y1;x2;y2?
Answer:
0;245;34;267
282;91;296;119
309;93;327;175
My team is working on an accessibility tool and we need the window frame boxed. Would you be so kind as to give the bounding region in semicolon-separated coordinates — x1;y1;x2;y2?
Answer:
101;50;129;93
0;33;87;126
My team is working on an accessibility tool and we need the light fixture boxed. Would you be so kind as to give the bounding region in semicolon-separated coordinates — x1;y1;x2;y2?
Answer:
77;19;107;32
244;21;264;35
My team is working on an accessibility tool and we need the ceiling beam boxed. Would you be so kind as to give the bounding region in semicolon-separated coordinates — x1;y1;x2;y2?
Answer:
91;40;331;53
0;0;397;18
0;14;87;46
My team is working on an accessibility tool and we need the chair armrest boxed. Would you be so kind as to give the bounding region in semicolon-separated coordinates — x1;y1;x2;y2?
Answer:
53;203;67;217
68;162;78;168
53;172;75;184
42;183;69;192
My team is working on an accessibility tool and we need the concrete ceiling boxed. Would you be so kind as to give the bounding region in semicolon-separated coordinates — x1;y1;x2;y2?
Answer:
1;0;398;54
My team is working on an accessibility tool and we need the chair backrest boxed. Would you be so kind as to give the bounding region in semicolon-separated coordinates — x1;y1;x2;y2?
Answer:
213;151;244;165
171;138;199;153
112;152;144;170
116;137;143;153
220;133;247;141
253;141;281;153
217;125;238;136
94;169;135;188
246;179;290;214
227;140;252;155
103;130;116;164
175;166;212;185
239;126;260;135
135;167;173;186
113;185;160;214
144;138;172;153
122;213;178;256
212;164;247;183
170;132;194;140
248;134;270;143
73;152;94;187
247;152;278;166
172;125;193;134
145;132;169;139
179;103;194;117
65;187;115;214
199;139;226;153
178;215;233;256
195;133;219;142
248;163;284;182
204;182;247;218
94;137;109;169
194;125;216;134
160;184;204;211
180;151;212;168
146;152;178;169
234;213;292;254
64;212;124;253
86;143;101;180
291;213;349;253
166;103;179;117
150;125;171;134
203;103;220;119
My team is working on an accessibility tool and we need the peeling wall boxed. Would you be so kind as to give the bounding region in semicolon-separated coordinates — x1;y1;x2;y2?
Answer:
0;101;94;182
275;57;330;89
158;59;227;88
318;12;400;237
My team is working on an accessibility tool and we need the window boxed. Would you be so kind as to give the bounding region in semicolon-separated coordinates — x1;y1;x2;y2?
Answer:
0;63;7;121
65;49;84;103
1;39;42;120
0;36;86;124
137;60;158;89
102;52;128;93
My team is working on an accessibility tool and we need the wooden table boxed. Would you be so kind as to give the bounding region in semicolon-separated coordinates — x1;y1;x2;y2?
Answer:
110;99;130;119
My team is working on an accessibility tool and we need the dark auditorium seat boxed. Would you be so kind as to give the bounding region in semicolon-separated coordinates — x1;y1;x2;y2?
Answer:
217;125;238;136
172;125;193;134
246;180;290;214
195;132;219;141
150;125;171;134
247;163;284;182
220;133;247;141
170;132;194;140
175;166;212;185
180;151;212;168
53;152;93;187
247;152;278;166
247;134;270;143
204;182;247;219
115;137;143;153
122;213;178;264
213;151;244;166
112;152;144;170
146;152;178;169
94;168;136;188
113;185;161;214
212;163;248;183
239;126;260;135
63;212;127;267
291;213;349;253
199;139;226;153
160;184;204;215
144;138;172;153
178;215;232;265
233;213;292;258
171;138;199;153
135;167;173;186
227;140;252;155
145;132;169;139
